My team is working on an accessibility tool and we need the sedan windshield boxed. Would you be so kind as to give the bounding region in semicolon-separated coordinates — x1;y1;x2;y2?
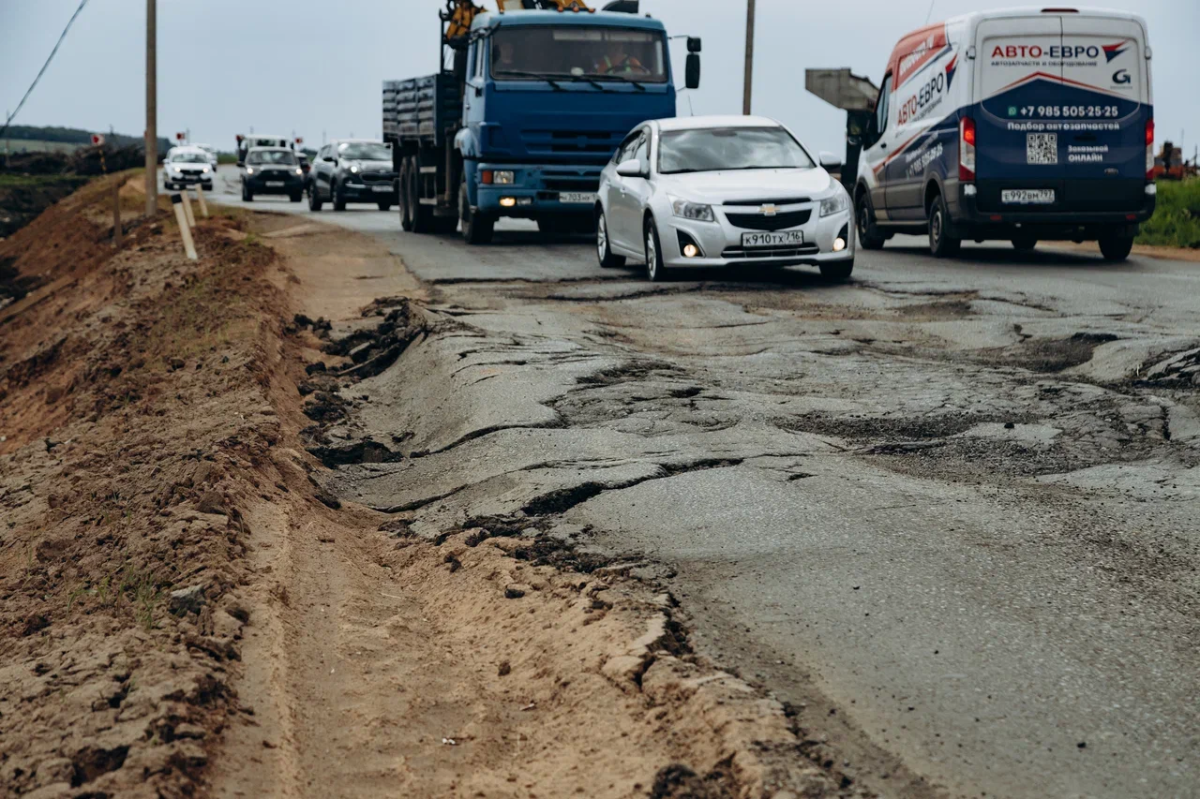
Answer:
171;152;208;163
337;142;391;161
658;127;816;175
491;27;667;84
247;150;297;166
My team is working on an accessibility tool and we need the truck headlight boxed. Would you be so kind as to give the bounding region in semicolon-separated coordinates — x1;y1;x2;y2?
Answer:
670;196;714;222
493;170;515;185
819;191;849;217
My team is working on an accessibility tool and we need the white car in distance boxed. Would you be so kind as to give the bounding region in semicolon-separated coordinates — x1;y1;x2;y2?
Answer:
163;147;214;192
192;143;220;171
596;116;855;282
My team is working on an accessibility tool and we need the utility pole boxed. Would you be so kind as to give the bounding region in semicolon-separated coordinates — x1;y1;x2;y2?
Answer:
743;0;756;115
145;0;157;215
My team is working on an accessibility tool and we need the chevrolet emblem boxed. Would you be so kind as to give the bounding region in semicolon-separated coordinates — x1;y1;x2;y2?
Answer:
760;204;778;217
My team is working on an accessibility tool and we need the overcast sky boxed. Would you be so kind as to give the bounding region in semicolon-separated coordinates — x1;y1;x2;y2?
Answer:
2;1;1197;157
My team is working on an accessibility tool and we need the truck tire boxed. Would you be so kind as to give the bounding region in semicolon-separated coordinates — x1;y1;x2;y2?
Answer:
460;178;494;245
410;156;433;233
928;190;961;258
398;161;413;231
855;190;887;250
1099;235;1134;262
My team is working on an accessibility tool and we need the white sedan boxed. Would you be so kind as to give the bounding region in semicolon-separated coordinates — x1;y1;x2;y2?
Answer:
595;115;855;282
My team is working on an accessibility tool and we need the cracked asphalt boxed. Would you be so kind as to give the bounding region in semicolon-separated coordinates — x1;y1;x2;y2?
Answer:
214;172;1200;799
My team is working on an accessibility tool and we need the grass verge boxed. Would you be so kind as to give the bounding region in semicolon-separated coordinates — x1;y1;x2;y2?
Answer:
1138;179;1200;249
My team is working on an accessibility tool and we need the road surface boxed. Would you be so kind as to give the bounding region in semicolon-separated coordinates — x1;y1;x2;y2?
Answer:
209;168;1200;799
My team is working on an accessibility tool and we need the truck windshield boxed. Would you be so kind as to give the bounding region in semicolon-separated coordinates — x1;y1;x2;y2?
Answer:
658;128;816;175
247;150;298;166
491;26;667;84
338;143;392;161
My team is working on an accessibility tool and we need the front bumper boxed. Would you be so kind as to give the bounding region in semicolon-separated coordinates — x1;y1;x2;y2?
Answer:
474;162;602;217
656;202;855;269
339;178;399;202
245;174;304;194
165;171;213;189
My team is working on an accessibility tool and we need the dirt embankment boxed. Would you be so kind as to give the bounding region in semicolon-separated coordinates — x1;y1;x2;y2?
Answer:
1;188;856;798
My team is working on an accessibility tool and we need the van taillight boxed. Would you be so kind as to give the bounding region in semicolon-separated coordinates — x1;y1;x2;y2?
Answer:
1145;118;1155;181
959;117;976;182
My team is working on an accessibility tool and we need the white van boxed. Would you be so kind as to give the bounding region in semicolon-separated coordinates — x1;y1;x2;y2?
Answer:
855;8;1154;261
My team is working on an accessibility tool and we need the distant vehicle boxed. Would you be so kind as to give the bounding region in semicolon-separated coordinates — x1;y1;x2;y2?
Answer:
856;8;1155;262
383;0;699;244
192;143;219;171
164;147;214;192
241;147;304;203
596;116;854;282
296;151;312;189
236;134;293;167
308;140;398;212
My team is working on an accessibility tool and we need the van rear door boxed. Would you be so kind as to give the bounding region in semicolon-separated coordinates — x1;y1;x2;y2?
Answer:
973;13;1149;213
1059;15;1149;208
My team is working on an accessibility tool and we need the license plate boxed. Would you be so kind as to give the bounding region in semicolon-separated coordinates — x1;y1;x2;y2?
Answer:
741;230;804;248
559;192;596;205
373;185;392;193
266;181;285;187
1001;189;1055;205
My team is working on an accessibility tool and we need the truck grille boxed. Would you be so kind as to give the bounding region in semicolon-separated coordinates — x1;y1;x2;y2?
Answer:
522;130;623;158
724;209;811;231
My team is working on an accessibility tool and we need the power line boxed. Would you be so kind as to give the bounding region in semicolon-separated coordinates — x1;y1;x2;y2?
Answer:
0;0;92;141
925;0;937;24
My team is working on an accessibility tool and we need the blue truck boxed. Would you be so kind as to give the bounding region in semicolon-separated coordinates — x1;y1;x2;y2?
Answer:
383;0;700;244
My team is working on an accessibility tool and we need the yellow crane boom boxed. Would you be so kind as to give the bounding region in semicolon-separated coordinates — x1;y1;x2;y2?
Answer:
444;0;594;44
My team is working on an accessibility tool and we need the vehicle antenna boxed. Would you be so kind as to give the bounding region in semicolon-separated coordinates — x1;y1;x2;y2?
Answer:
925;0;936;24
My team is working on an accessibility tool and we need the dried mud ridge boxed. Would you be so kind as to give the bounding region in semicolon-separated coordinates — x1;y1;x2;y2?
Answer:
296;305;873;798
1;179;289;798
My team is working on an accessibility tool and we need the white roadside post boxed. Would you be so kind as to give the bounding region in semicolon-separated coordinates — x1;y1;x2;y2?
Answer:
195;183;209;218
171;193;198;261
180;188;196;229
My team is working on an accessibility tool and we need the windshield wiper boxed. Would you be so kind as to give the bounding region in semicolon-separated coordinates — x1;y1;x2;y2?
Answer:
494;69;565;90
580;72;648;91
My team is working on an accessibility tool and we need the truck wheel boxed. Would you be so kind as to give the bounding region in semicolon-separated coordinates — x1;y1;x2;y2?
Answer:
1099;235;1134;262
460;178;494;245
332;181;347;212
596;209;626;268
398;162;413;231
1012;235;1038;252
928;191;961;258
855;191;887;250
410;157;433;233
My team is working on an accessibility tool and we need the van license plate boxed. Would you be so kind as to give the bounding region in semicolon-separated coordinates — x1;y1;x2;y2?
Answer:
741;231;804;248
559;192;596;204
1002;189;1055;205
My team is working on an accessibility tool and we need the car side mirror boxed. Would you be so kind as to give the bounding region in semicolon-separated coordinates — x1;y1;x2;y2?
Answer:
685;54;701;90
819;151;843;171
330;158;338;166
616;159;645;178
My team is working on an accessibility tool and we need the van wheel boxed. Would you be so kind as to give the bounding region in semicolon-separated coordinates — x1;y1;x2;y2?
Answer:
1099;235;1134;262
855;192;887;250
460;178;494;245
928;191;961;258
1012;235;1038;252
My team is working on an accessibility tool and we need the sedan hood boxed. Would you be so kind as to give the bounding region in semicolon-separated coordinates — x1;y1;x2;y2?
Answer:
659;168;837;203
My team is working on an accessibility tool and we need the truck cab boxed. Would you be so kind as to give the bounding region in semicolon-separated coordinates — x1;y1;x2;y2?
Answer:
385;5;698;244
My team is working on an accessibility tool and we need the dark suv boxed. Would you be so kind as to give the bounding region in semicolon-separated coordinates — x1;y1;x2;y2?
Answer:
241;148;305;203
309;140;398;212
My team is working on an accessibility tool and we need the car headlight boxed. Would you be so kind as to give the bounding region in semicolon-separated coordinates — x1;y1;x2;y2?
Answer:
819;191;849;217
670;195;715;222
201;166;210;173
349;164;360;174
245;167;255;175
493;170;515;185
294;167;304;176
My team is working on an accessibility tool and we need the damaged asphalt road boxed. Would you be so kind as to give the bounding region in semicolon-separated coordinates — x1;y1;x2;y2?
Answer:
217;178;1199;799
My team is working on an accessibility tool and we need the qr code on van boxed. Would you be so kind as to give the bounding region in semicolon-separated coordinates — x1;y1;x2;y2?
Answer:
1027;133;1058;165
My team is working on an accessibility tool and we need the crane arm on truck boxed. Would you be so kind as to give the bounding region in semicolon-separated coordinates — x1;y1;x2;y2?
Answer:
443;0;595;46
